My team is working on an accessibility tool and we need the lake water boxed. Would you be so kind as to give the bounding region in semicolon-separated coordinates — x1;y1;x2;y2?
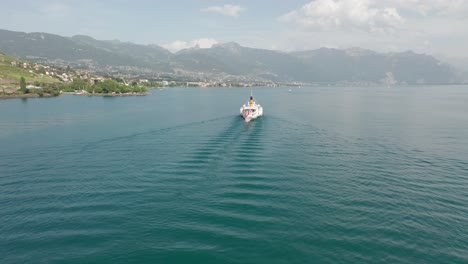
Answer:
1;86;467;263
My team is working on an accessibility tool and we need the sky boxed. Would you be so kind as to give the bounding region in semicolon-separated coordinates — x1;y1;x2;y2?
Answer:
1;0;468;57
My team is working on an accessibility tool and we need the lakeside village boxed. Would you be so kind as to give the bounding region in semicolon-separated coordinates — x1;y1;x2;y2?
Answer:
1;60;150;99
1;59;293;99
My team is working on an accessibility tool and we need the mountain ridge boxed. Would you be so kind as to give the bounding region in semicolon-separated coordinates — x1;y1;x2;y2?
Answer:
0;29;459;84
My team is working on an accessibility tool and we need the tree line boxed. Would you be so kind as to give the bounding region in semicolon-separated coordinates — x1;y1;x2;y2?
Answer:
9;77;148;97
15;77;60;96
61;79;147;94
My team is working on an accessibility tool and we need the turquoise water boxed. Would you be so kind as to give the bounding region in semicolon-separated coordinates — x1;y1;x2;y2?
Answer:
0;86;467;263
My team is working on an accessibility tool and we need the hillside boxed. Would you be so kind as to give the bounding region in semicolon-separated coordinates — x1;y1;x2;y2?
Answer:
172;42;306;81
290;48;457;84
0;29;172;72
0;29;460;85
0;52;59;92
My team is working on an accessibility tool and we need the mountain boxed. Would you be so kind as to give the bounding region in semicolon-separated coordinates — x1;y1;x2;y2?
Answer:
0;29;172;71
290;48;457;84
172;42;306;81
0;29;459;84
173;44;457;84
435;54;468;83
70;35;172;70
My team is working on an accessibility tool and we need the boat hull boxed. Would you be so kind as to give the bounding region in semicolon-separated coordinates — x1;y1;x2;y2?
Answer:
240;106;263;122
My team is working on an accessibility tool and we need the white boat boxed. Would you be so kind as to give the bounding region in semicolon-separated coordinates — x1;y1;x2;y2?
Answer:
240;94;263;122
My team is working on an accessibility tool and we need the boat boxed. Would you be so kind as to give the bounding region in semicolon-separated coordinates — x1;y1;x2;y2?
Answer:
240;93;263;122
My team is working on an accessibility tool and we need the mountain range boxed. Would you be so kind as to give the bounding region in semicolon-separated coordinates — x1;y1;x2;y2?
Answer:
0;29;460;84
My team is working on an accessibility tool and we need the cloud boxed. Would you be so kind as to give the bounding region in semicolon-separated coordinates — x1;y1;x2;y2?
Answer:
279;0;403;32
383;0;468;16
162;41;190;52
201;4;245;17
274;0;468;57
162;38;218;52
191;38;218;49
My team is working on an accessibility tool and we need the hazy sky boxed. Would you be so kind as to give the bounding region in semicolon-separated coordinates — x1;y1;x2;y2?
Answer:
2;0;468;56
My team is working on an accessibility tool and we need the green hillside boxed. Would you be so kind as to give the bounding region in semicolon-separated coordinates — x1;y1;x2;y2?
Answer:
0;52;59;92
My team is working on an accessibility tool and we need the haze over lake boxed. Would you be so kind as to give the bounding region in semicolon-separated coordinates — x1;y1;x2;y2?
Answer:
1;86;467;263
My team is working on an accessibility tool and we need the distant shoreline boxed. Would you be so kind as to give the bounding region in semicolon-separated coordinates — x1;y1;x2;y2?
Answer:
72;92;149;97
0;92;150;100
0;93;57;99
